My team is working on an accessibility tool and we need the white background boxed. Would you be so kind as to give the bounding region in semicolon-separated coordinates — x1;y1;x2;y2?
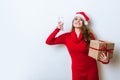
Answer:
0;0;120;80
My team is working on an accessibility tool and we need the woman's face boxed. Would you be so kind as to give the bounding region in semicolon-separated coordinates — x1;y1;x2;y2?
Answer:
72;16;83;28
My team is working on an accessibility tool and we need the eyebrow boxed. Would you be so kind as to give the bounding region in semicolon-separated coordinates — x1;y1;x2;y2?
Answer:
74;17;83;20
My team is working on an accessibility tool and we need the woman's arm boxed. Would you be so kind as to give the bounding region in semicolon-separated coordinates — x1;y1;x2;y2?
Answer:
45;28;68;45
46;21;67;45
89;33;110;64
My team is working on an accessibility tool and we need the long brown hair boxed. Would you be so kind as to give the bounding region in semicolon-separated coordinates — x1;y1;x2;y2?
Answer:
71;20;92;47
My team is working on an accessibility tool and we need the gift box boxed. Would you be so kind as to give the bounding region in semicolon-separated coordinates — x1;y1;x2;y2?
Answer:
88;40;115;60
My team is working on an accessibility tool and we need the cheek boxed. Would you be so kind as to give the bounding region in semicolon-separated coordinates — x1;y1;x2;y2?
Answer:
72;21;75;26
73;22;76;27
79;21;84;26
80;21;83;24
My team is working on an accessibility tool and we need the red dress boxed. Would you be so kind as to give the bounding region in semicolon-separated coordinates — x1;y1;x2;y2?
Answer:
46;28;99;80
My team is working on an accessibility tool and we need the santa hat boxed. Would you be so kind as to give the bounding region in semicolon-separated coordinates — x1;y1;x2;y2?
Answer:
74;12;89;25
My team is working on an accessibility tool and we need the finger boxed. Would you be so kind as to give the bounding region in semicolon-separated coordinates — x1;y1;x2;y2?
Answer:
58;21;61;24
58;21;63;25
99;57;102;60
61;24;64;27
99;57;103;61
103;53;106;57
99;55;103;60
107;52;109;57
100;53;104;58
59;22;64;25
59;24;63;27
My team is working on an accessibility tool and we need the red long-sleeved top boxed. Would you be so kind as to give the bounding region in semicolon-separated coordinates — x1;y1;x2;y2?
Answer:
46;28;107;80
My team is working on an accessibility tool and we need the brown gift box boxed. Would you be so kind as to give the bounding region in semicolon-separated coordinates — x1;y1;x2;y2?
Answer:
88;40;115;60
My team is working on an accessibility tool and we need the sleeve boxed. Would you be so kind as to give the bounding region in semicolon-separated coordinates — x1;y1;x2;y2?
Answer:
45;28;67;45
98;59;110;64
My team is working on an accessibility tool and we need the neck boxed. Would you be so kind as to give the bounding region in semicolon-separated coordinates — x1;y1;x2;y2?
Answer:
74;28;81;38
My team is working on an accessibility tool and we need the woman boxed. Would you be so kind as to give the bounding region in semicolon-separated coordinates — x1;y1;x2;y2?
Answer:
45;12;109;80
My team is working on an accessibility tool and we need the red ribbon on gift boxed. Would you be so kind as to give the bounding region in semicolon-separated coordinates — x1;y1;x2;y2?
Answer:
89;46;113;54
89;40;114;54
99;40;113;54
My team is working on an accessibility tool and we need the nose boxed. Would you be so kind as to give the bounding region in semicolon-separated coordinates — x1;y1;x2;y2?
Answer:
77;19;81;22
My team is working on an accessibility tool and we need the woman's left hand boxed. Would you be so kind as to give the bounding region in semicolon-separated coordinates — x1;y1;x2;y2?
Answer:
99;52;109;63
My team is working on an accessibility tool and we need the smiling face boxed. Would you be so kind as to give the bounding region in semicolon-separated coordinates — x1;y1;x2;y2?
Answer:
72;16;84;28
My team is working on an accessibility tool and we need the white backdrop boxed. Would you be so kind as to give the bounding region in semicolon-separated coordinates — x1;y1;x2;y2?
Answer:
0;0;120;80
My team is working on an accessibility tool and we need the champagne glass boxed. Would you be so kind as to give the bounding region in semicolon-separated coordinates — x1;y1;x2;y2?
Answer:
58;16;64;30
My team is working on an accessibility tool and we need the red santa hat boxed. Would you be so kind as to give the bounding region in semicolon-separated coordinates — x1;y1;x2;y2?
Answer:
74;12;89;25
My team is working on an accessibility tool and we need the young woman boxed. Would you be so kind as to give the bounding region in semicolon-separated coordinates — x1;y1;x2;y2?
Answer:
45;12;109;80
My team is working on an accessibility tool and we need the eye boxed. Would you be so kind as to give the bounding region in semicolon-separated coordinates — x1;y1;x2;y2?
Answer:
74;17;78;20
80;19;83;21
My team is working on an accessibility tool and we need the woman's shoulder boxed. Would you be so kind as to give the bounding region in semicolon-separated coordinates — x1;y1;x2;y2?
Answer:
89;32;96;40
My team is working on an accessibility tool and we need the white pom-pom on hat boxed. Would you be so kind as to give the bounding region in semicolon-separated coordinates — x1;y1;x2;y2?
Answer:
74;12;89;26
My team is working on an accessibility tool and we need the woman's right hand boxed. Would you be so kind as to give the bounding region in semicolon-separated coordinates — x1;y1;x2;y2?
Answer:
57;21;64;30
98;52;110;64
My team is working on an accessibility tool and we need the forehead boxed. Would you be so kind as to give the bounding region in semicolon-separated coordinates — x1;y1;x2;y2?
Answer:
74;16;83;20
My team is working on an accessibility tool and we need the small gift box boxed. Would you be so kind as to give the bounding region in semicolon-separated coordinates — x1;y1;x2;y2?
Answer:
88;40;115;60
